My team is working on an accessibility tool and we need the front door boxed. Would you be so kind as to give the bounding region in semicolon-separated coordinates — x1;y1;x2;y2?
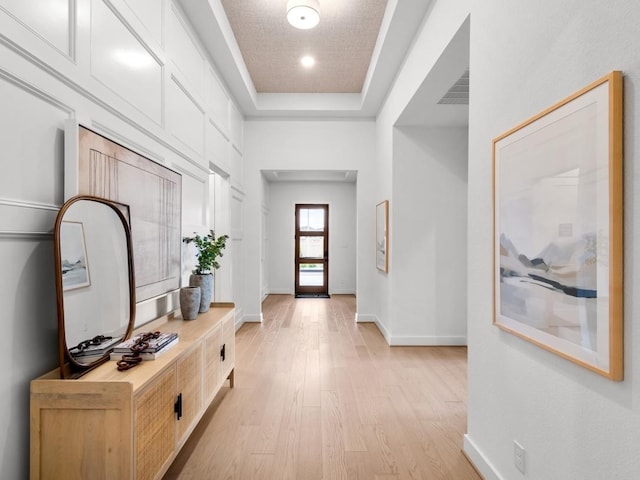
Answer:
295;204;329;297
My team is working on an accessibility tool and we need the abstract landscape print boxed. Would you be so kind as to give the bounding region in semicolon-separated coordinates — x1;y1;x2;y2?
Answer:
493;72;623;380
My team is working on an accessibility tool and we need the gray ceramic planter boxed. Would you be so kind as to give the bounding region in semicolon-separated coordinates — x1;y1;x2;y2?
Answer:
189;273;213;313
180;286;201;320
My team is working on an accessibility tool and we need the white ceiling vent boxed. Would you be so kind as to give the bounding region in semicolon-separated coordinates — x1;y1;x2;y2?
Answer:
438;70;469;105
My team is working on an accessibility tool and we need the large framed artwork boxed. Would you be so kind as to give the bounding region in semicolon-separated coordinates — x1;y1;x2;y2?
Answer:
72;126;182;303
493;71;623;380
376;200;389;272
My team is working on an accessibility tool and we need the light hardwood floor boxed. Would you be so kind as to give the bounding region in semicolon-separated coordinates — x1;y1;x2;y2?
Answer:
164;295;481;480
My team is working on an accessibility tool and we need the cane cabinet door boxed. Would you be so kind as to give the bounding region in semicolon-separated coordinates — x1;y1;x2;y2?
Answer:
134;367;176;480
176;344;203;444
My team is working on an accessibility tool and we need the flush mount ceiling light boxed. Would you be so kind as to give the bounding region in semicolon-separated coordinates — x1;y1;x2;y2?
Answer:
300;55;315;68
287;0;320;30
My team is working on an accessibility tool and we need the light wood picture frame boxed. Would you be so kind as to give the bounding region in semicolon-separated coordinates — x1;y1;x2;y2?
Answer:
493;71;623;380
376;200;389;272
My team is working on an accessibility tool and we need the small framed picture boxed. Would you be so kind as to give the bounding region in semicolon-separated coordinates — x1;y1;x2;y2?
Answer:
60;221;91;291
376;200;389;272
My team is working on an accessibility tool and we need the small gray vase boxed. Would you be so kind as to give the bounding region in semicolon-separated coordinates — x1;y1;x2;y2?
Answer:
189;274;213;313
180;287;201;320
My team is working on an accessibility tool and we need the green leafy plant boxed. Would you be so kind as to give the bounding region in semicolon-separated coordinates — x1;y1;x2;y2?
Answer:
183;230;229;275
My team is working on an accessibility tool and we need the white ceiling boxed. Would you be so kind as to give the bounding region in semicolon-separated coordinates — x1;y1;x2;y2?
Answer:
262;170;357;183
176;1;470;183
175;0;437;119
396;17;470;127
219;0;387;94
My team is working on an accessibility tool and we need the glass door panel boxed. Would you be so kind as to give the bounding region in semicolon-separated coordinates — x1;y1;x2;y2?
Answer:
299;263;324;286
298;208;325;232
299;236;324;258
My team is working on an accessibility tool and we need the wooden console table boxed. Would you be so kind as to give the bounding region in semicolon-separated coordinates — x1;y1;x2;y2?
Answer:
30;305;235;480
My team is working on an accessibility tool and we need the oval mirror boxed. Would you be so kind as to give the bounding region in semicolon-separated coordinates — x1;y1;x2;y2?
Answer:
54;195;136;378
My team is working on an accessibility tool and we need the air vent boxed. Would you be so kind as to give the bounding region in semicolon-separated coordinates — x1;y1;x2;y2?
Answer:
438;70;469;105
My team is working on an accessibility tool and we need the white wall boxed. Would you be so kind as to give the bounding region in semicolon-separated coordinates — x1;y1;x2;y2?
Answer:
465;1;640;479
390;126;468;345
243;120;377;321
0;0;243;477
261;175;270;300
375;0;471;337
210;172;233;303
267;181;357;295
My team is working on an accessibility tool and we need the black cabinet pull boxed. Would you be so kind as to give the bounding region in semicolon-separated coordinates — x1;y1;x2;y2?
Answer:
174;393;183;420
220;343;226;362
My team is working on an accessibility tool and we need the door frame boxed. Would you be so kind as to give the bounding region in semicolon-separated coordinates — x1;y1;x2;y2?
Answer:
294;203;329;297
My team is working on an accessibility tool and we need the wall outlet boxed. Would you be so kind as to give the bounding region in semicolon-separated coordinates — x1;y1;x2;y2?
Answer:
513;440;526;474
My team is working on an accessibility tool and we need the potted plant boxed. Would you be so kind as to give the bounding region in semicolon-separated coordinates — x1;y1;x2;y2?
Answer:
182;230;229;314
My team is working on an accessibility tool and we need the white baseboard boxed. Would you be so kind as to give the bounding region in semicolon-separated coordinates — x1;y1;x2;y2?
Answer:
355;313;376;323
463;434;503;480
243;313;263;323
389;335;467;346
329;289;356;295
375;318;391;344
355;314;466;347
356;314;391;344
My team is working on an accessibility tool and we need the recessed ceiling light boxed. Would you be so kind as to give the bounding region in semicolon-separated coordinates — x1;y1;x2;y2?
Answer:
301;56;315;68
287;0;320;30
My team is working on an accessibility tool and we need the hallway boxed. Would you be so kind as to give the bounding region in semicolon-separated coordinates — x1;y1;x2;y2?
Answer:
165;295;480;479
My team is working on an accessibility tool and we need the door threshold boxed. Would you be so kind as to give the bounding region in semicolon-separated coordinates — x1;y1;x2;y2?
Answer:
295;293;331;299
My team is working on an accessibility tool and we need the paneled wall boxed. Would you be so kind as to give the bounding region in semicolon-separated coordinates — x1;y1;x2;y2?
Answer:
0;0;244;477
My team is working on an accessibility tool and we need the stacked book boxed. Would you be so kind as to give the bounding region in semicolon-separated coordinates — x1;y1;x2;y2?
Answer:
70;336;122;364
110;332;179;361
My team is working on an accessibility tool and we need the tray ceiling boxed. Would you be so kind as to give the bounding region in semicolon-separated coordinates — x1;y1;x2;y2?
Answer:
220;0;388;94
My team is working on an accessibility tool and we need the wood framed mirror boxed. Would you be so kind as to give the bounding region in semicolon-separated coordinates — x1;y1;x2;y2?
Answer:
54;195;136;378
